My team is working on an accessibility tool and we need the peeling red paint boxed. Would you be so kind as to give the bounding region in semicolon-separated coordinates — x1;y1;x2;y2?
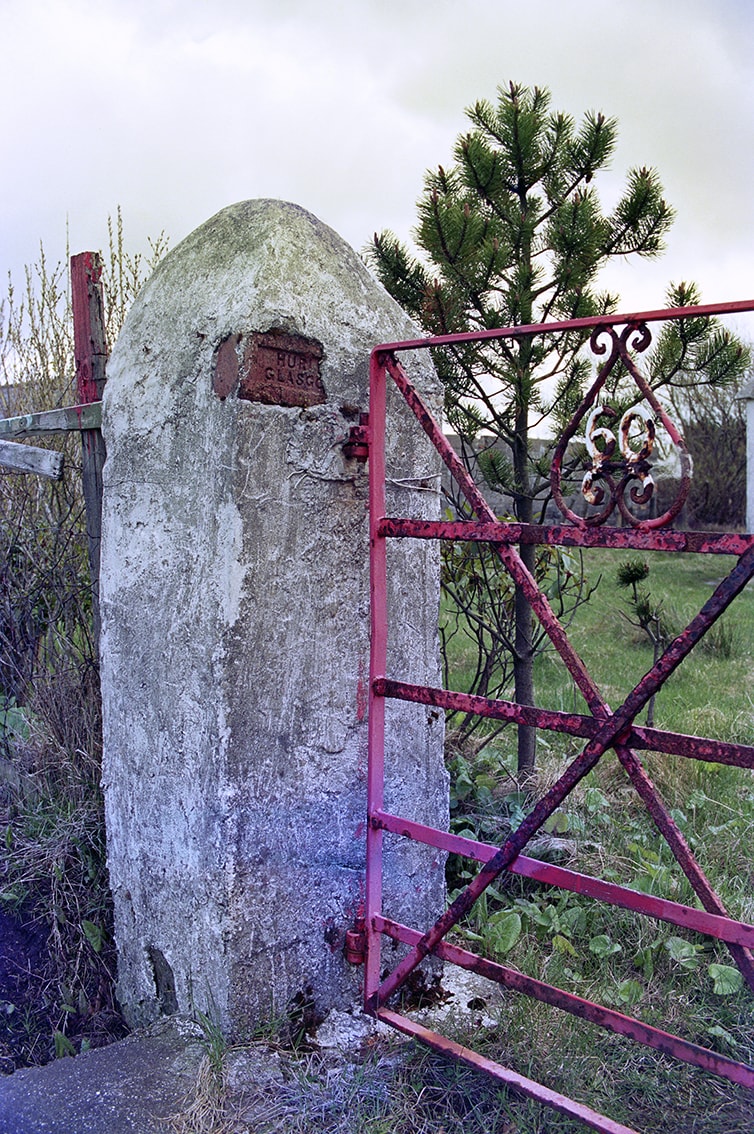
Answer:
356;659;368;721
363;302;754;1128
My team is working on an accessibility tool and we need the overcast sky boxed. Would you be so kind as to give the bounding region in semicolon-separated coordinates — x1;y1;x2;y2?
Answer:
2;0;754;339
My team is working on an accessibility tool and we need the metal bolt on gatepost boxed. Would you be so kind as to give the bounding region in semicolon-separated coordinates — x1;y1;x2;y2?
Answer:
344;918;367;965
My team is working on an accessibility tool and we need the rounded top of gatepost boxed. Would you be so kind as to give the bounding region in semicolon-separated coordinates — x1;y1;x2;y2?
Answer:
111;198;421;356
105;198;436;419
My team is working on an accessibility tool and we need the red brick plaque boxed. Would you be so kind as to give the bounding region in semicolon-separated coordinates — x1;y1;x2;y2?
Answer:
213;331;326;407
240;331;325;407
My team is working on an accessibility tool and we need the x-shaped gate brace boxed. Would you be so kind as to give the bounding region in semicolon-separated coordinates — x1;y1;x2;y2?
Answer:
361;300;754;1134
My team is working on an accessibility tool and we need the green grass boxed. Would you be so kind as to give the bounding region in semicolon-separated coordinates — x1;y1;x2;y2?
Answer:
436;545;754;1132
533;549;754;739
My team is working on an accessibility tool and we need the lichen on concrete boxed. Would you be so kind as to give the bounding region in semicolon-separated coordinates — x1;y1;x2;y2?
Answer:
100;200;447;1038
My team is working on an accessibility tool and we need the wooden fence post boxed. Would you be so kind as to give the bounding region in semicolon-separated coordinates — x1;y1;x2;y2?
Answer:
71;252;108;655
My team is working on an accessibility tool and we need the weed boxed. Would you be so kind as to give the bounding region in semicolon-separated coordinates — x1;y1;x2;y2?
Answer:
0;215;166;1069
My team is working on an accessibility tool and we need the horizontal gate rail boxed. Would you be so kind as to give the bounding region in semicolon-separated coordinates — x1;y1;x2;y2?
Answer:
380;517;754;556
372;811;754;949
364;298;754;1132
376;918;754;1088
377;1005;641;1134
376;678;754;769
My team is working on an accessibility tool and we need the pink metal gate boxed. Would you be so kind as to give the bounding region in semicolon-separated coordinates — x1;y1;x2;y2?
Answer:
361;300;754;1133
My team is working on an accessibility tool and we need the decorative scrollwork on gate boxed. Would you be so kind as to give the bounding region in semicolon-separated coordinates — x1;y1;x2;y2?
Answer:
550;323;692;529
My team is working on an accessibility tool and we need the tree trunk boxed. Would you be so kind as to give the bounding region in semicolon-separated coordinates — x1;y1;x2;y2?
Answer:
514;542;537;781
512;398;536;783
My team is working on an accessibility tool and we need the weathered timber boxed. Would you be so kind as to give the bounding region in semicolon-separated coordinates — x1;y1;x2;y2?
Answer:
71;252;108;652
0;402;102;439
0;438;63;479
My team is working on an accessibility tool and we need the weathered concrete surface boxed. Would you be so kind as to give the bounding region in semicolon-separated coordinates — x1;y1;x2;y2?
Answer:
0;1023;204;1133
100;200;447;1038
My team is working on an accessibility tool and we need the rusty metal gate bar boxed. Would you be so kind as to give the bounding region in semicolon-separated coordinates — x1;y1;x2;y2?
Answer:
363;300;754;1133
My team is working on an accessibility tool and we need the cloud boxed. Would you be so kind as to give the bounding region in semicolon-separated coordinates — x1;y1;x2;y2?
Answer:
1;0;752;341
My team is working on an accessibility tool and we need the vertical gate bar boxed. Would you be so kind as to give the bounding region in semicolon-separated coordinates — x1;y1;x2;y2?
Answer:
71;251;108;655
364;350;388;1005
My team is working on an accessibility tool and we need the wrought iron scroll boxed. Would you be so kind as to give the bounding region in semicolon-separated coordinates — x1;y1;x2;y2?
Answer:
550;323;692;528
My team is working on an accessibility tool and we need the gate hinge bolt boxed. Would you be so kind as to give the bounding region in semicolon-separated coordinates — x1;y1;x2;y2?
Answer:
343;413;369;461
344;917;367;965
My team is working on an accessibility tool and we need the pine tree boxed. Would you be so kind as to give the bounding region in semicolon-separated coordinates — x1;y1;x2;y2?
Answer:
369;82;680;779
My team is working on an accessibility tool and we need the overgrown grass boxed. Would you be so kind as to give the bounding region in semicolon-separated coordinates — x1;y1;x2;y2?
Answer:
0;682;127;1066
0;215;167;1069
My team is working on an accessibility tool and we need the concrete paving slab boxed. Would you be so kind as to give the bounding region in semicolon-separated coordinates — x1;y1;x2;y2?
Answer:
0;1022;204;1134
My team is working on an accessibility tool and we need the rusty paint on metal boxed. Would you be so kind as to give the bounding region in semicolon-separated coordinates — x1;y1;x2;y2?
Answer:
550;324;691;528
377;918;754;1089
71;251;107;405
343;412;369;460
239;330;326;407
379;517;754;556
372;296;754;354
372;543;754;1005
364;348;387;1006
376;1007;641;1134
364;301;754;1122
372;810;754;948
375;348;754;1004
70;251;108;653
375;677;754;769
344;918;367;965
383;353;603;713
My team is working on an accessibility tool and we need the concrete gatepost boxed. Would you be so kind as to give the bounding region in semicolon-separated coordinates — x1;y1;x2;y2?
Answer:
100;200;447;1038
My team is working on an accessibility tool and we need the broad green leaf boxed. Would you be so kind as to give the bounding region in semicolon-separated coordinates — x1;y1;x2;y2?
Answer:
486;910;522;956
560;905;588;937
543;811;570;834
589;935;621;959
664;937;702;970
616;979;643;1006
553;934;577;957
709;964;743;996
